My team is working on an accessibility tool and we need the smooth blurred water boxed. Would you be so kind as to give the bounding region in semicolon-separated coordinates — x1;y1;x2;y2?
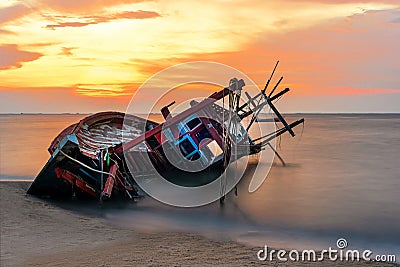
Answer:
1;114;399;258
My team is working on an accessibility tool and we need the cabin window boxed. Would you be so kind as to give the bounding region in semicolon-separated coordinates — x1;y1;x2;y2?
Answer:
179;114;202;134
179;138;196;156
187;117;201;130
195;127;211;143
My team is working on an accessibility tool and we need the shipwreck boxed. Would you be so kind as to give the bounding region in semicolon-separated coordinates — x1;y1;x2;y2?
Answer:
27;62;304;204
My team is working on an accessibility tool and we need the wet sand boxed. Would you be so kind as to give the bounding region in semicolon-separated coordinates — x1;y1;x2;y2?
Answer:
0;181;398;267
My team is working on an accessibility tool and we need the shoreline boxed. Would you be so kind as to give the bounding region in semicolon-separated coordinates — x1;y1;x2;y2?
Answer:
1;181;398;266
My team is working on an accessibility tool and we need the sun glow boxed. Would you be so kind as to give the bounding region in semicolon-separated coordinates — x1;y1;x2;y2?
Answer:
0;0;399;112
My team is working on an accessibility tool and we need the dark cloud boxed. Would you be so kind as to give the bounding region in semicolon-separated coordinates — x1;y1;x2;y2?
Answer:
0;44;43;70
45;10;160;30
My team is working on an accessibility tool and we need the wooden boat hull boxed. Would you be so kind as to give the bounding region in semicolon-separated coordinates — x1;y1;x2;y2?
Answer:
28;112;157;200
27;75;305;203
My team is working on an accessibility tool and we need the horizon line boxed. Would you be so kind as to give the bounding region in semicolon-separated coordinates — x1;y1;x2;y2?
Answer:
1;112;399;115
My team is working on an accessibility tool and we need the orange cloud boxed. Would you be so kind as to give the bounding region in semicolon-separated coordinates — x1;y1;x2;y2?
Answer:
1;0;399;113
45;10;161;29
73;82;143;97
0;4;32;25
0;29;15;35
40;0;149;13
75;87;133;97
127;8;399;98
0;44;43;70
59;47;76;56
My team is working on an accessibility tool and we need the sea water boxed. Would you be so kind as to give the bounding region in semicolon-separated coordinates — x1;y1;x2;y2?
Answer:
1;114;399;260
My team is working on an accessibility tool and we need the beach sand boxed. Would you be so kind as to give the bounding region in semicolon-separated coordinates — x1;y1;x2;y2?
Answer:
0;181;398;267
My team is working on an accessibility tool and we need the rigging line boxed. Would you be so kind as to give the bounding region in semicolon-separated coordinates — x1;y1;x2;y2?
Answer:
100;150;104;192
272;118;282;149
114;153;135;188
251;131;277;142
108;155;135;199
221;89;235;199
221;89;226;198
246;61;279;131
299;120;305;141
223;91;232;197
274;94;283;103
234;92;239;196
279;132;282;149
59;149;116;180
249;104;275;145
291;120;304;164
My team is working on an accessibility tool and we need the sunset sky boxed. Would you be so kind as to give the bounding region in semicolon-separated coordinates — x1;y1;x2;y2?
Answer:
0;0;399;113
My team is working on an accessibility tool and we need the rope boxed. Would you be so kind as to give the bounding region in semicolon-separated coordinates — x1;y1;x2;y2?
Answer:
233;89;239;197
100;150;104;192
290;119;305;164
220;88;227;200
299;120;305;140
274;119;282;150
59;149;116;180
220;80;242;201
